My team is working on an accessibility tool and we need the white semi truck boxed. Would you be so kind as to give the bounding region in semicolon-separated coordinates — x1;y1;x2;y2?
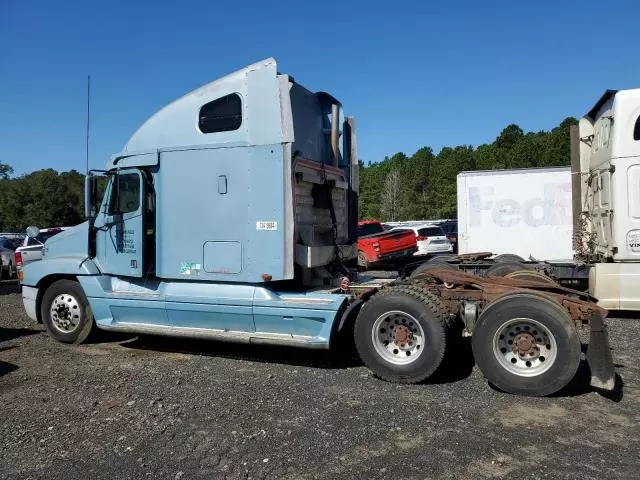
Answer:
416;88;640;311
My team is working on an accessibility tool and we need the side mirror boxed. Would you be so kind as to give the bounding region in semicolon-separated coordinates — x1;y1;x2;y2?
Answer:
85;174;98;219
26;226;40;238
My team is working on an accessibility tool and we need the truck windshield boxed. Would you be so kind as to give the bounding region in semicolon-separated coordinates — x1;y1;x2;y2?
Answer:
357;223;384;237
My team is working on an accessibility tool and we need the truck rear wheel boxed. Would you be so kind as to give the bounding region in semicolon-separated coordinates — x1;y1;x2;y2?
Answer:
409;259;455;279
471;293;580;396
354;285;446;383
493;254;526;263
505;270;556;284
41;279;95;344
485;261;529;277
427;254;456;264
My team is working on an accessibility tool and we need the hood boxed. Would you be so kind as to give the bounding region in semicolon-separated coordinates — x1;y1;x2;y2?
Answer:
43;222;90;259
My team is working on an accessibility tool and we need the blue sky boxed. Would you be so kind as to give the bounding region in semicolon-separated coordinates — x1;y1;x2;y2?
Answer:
1;0;639;175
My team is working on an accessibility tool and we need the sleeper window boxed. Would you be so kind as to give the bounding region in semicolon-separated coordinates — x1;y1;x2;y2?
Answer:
199;94;242;133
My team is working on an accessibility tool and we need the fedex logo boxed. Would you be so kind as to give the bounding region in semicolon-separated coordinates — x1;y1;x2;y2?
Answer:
468;182;571;228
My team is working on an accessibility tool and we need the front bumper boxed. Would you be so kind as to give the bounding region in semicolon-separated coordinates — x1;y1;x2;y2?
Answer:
21;285;39;323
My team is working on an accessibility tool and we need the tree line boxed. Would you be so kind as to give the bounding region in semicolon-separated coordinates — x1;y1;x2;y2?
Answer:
360;117;577;221
0;117;576;232
0;165;85;232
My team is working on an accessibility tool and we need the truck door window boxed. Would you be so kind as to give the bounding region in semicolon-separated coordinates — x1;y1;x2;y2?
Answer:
634;115;640;141
108;173;140;214
198;93;242;133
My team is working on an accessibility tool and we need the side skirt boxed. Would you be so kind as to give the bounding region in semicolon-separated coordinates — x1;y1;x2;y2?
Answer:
96;322;328;349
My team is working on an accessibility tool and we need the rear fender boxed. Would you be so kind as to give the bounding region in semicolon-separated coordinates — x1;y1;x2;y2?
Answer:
333;289;378;344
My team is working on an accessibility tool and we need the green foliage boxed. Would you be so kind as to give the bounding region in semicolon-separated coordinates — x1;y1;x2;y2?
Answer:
0;168;86;231
0;116;579;231
0;162;13;180
360;117;577;221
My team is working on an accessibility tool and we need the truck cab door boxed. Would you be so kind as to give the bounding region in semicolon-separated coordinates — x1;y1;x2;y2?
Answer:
95;169;145;278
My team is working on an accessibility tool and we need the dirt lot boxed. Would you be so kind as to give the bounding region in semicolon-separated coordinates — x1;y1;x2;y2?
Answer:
1;279;639;480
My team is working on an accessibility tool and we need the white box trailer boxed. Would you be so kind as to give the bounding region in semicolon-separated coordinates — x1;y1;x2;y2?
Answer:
457;167;573;261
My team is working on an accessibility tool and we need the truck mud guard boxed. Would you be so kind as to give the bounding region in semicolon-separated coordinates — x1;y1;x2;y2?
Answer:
586;312;616;391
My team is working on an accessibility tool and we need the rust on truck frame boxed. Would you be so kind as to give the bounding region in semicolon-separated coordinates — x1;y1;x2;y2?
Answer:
410;268;607;326
385;267;613;391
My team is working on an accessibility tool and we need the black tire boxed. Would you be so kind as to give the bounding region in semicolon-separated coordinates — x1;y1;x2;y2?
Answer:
357;251;370;271
471;293;581;396
485;261;529;277
409;259;456;279
505;270;556;285
41;279;95;344
426;254;456;264
494;254;526;263
354;284;447;383
0;259;8;280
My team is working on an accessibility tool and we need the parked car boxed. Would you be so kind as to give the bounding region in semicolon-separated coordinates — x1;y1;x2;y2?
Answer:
15;227;68;271
357;220;417;270
0;237;20;279
437;219;458;253
390;224;452;256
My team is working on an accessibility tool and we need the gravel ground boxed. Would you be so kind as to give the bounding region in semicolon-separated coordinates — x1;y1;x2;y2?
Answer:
1;279;639;480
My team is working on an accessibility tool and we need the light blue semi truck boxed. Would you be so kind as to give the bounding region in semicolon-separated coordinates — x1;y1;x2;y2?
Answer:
19;59;615;396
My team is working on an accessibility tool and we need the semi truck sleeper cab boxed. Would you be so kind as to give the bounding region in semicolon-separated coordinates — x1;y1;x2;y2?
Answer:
20;58;615;397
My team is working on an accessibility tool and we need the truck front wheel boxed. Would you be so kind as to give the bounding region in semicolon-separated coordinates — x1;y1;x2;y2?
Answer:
471;293;580;396
354;285;446;383
41;279;95;344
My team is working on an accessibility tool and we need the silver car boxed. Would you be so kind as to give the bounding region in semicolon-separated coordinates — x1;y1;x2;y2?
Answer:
15;227;68;269
390;224;453;256
0;237;21;279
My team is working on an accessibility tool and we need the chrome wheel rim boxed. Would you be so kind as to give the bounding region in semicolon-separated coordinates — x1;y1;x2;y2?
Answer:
493;318;557;377
50;293;82;334
372;311;424;365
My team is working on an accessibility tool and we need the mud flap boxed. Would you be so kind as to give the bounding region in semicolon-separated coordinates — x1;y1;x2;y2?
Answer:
586;312;615;391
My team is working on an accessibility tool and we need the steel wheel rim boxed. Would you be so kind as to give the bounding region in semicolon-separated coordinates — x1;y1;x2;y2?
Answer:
372;310;424;365
49;293;82;334
493;317;557;377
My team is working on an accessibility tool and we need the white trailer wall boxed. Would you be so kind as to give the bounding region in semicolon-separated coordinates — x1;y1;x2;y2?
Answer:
457;167;572;260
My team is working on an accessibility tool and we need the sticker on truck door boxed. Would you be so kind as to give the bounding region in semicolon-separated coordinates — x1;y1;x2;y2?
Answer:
180;262;202;275
256;221;278;231
627;231;640;252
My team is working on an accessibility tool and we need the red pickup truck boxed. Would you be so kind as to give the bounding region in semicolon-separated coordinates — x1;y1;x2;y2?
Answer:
357;220;417;270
